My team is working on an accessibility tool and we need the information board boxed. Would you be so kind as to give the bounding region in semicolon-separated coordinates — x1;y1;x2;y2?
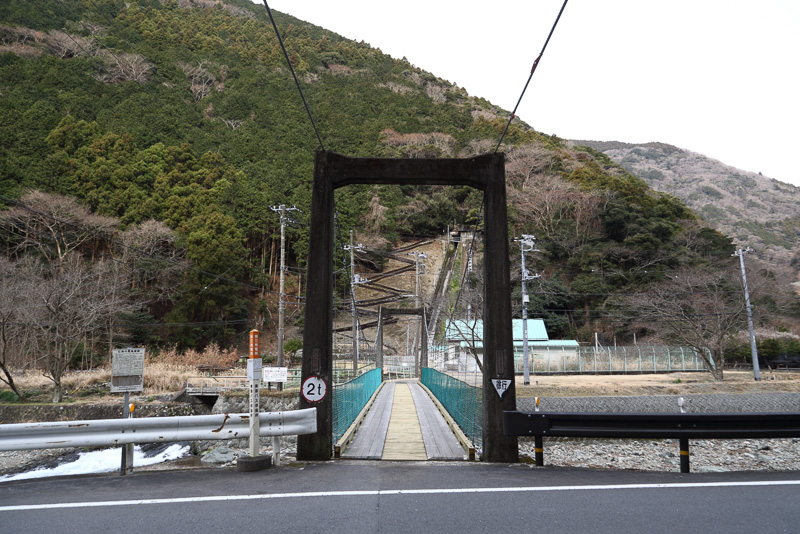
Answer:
262;366;288;383
111;348;145;393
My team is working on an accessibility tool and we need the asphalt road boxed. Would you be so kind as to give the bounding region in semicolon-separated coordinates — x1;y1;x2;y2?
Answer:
2;462;799;534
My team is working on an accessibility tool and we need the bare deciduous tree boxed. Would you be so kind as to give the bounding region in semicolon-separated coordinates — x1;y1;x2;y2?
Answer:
0;258;28;398
426;84;446;103
23;254;132;402
509;173;602;255
179;61;216;102
94;51;152;84
0;191;117;269
121;219;187;305
44;29;93;58
626;267;745;380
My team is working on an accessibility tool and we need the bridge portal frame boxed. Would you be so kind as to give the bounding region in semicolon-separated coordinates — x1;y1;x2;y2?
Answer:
297;151;517;462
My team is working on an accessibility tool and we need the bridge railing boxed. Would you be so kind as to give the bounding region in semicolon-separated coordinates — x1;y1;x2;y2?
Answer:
421;367;482;448
332;368;382;443
383;356;416;380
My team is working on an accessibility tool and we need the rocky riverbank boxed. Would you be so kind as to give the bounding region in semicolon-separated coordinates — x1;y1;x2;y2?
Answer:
518;437;800;472
0;392;299;477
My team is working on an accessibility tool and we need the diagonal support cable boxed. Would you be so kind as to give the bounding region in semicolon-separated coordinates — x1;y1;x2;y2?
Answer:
495;0;570;153
262;1;326;151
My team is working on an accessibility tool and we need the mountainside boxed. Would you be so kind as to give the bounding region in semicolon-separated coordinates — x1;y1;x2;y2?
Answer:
0;0;797;370
572;140;800;268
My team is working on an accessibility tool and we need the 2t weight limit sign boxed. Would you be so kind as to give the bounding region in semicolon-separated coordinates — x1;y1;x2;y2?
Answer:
302;376;327;403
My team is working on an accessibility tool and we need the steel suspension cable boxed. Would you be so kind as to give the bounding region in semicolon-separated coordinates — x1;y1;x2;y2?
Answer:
495;0;570;153
262;0;326;151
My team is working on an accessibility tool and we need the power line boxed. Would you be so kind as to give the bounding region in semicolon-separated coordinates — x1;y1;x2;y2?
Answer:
495;0;569;153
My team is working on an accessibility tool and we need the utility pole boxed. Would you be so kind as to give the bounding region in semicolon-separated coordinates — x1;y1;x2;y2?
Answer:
344;231;366;371
408;251;427;376
733;247;761;381
513;235;539;386
271;204;299;389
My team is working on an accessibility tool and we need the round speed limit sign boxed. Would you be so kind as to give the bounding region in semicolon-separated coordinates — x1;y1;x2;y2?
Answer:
302;376;328;403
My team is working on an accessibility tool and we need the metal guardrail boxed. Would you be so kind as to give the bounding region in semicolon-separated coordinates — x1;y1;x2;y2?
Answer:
0;408;317;452
503;410;800;472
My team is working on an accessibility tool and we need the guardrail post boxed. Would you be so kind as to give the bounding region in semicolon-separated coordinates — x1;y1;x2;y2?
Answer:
679;438;690;473
534;435;544;467
120;392;134;476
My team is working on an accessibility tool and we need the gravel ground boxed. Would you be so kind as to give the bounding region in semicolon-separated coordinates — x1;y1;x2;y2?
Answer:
518;437;800;472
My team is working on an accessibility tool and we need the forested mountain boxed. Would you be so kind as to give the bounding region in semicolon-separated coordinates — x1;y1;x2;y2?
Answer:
573;140;800;271
1;0;797;384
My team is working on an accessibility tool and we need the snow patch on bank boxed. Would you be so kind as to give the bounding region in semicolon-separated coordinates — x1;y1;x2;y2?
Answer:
0;443;190;482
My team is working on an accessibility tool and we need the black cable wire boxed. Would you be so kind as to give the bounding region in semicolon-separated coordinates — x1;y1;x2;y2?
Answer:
441;200;484;344
37;0;315;305
495;0;569;153
262;0;326;151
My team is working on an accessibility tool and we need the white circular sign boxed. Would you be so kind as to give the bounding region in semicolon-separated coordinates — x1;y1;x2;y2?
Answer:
302;376;328;403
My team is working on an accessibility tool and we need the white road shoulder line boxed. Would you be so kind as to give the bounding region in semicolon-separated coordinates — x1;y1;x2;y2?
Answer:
2;480;800;512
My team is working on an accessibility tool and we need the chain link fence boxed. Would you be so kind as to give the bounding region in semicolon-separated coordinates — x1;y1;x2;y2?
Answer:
332;368;382;442
421;367;482;448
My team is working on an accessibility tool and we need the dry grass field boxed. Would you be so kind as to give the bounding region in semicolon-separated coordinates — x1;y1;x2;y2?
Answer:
515;370;800;397
3;334;798;405
3;345;243;403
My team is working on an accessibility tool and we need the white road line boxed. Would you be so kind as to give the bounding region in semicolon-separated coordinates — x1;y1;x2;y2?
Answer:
3;480;800;512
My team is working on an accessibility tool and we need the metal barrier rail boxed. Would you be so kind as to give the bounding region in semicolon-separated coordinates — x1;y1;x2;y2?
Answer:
503;411;800;472
0;408;317;451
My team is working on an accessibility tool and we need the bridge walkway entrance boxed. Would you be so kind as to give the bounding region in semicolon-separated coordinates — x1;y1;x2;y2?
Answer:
341;380;467;461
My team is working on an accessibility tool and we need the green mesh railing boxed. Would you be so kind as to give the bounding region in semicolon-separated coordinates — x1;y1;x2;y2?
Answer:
421;367;482;447
332;368;382;442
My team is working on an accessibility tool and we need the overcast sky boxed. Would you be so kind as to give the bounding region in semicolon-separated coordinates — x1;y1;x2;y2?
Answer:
260;1;800;187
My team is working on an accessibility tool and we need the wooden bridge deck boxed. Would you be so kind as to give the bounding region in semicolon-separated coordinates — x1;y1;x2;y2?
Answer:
341;380;467;461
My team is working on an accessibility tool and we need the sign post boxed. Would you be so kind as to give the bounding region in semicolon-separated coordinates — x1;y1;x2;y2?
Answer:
237;330;271;472
248;329;262;458
263;366;288;466
111;348;144;475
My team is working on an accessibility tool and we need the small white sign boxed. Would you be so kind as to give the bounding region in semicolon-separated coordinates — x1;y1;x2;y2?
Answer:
302;376;327;403
263;366;288;383
247;358;263;381
491;378;511;398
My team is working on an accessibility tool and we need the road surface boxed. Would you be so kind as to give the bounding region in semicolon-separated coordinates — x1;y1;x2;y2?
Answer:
1;462;798;533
